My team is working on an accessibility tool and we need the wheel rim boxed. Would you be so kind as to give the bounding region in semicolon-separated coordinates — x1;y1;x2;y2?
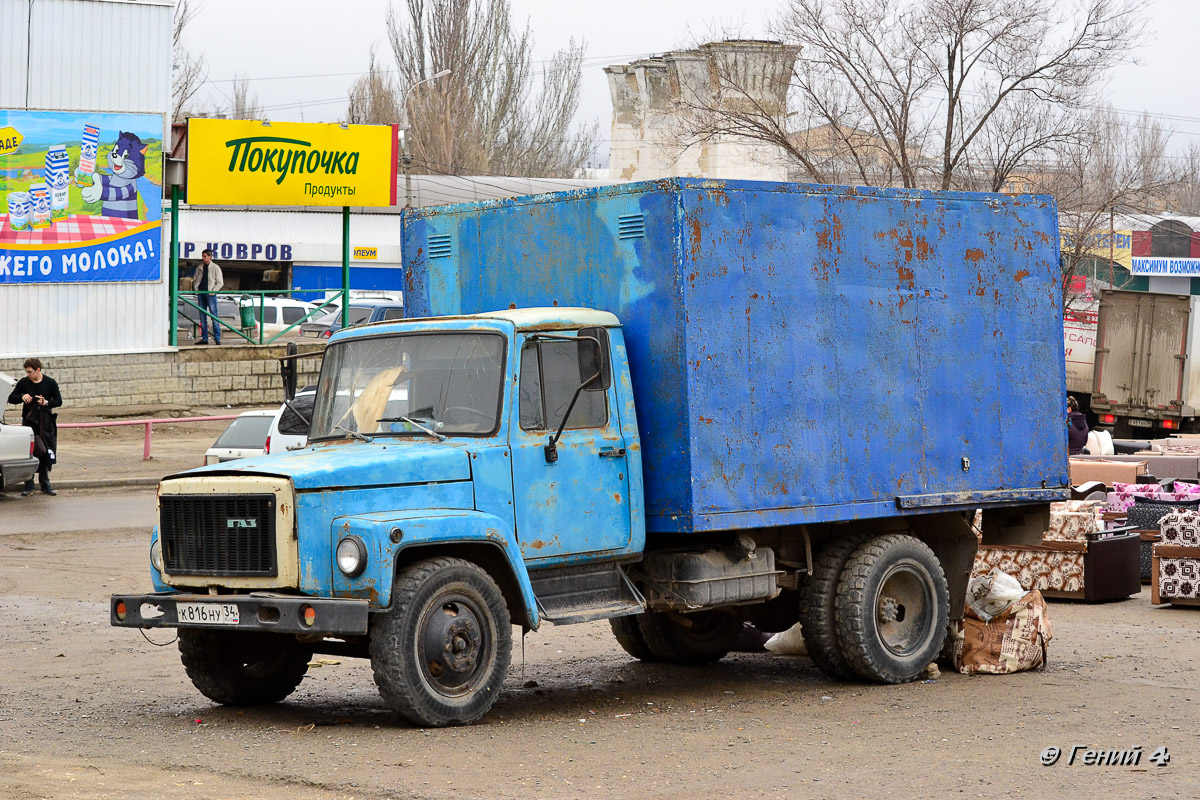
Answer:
417;592;491;697
873;562;933;657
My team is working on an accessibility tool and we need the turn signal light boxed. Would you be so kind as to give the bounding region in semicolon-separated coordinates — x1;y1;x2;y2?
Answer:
115;601;127;621
1101;414;1116;424
301;605;316;627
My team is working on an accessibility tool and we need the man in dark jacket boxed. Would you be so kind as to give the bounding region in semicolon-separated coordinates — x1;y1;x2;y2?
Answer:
6;357;62;495
1067;396;1089;455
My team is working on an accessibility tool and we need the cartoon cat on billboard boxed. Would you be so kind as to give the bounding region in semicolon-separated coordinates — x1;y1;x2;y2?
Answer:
79;132;147;219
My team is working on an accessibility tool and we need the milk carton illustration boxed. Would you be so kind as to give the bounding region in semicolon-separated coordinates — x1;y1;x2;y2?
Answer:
76;124;100;187
29;183;51;229
6;191;30;231
45;145;70;220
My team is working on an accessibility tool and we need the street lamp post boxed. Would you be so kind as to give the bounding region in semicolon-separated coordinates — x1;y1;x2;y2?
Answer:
400;69;451;209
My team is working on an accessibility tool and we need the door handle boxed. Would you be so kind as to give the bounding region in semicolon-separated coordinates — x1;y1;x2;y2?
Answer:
599;447;626;458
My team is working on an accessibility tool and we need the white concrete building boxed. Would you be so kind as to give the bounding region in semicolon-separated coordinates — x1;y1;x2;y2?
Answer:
605;41;799;182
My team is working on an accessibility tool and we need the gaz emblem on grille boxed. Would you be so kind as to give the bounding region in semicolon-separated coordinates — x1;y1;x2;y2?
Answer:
226;519;258;529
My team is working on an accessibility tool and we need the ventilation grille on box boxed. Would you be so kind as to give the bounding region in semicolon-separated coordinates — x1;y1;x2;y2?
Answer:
429;234;452;258
617;214;645;240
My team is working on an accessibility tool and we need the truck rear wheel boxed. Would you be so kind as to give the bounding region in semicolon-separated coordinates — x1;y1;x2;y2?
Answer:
798;534;870;680
636;610;742;664
609;614;660;661
178;629;313;706
834;534;949;684
369;557;511;727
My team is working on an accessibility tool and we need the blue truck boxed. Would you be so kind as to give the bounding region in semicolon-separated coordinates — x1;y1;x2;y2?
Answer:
112;179;1068;727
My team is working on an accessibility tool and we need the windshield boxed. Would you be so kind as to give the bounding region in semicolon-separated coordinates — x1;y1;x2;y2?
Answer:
213;415;273;449
310;332;506;439
313;306;372;326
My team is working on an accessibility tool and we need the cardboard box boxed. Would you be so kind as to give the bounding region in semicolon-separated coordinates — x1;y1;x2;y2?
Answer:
1069;458;1147;487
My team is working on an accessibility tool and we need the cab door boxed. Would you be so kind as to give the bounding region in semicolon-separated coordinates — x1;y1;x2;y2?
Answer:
509;328;632;563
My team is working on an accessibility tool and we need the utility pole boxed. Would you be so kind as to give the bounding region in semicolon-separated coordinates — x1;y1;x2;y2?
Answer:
400;69;451;209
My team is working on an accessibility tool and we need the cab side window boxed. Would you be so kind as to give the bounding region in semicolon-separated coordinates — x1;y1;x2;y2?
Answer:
519;334;608;431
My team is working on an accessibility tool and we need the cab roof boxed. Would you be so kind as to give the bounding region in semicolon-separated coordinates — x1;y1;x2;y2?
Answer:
399;307;620;331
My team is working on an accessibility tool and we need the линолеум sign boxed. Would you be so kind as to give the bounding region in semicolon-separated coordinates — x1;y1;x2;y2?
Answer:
186;119;398;208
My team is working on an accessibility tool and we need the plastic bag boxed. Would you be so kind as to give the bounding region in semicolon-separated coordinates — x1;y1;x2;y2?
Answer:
966;568;1025;622
763;622;807;656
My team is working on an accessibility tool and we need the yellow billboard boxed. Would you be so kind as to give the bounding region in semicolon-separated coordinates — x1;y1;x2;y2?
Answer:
1061;229;1132;270
186;119;397;207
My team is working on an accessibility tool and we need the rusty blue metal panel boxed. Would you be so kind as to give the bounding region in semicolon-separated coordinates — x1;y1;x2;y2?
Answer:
402;178;1068;534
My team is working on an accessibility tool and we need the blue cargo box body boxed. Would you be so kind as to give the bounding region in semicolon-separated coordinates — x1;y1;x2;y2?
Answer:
402;178;1069;534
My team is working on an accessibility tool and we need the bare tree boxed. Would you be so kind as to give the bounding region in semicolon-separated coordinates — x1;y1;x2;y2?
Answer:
171;0;206;121
380;0;599;177
347;48;402;125
675;0;1149;191
226;74;265;120
922;0;1147;190
1164;142;1200;216
1046;107;1177;304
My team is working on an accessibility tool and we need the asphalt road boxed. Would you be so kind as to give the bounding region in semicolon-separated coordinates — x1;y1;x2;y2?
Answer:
0;487;156;536
1;488;1198;799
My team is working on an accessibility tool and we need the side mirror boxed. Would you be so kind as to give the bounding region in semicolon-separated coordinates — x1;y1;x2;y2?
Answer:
577;328;611;392
281;341;298;400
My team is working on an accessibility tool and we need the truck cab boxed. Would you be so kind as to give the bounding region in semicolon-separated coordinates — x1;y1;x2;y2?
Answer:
114;308;649;726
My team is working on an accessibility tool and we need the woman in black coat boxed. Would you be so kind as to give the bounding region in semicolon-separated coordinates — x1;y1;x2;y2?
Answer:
1067;396;1089;455
6;357;62;496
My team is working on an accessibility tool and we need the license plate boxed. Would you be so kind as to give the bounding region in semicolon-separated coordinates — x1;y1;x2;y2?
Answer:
1127;418;1153;428
176;602;240;625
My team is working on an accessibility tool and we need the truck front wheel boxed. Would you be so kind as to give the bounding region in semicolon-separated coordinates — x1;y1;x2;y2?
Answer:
834;534;949;684
178;629;313;706
369;557;511;727
636;610;742;664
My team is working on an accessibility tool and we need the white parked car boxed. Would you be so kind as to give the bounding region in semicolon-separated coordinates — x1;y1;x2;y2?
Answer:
247;298;321;336
204;410;275;465
0;372;39;491
265;389;315;455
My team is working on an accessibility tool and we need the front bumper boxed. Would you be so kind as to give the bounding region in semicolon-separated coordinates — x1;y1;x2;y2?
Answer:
110;592;369;635
2;456;39;490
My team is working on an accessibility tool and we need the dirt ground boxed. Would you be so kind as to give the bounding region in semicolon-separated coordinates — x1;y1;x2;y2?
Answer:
1;513;1198;800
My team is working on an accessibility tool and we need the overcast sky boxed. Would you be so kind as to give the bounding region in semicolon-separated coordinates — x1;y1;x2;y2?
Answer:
185;0;1200;165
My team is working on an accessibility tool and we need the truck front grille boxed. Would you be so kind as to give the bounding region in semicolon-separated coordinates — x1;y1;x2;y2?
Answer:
160;494;278;577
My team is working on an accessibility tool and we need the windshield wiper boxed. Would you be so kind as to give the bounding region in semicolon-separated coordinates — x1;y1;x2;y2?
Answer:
334;424;371;442
377;416;447;441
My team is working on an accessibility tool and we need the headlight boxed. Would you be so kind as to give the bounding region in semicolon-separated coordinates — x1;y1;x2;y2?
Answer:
336;536;367;577
151;539;164;572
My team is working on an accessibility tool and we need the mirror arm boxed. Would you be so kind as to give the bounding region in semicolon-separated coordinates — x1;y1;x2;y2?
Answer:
544;371;599;464
281;398;312;430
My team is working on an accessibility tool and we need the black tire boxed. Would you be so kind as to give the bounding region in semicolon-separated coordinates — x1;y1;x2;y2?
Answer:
178;629;313;706
834;534;949;684
636;609;742;664
369;557;511;727
609;614;660;661
798;533;870;680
